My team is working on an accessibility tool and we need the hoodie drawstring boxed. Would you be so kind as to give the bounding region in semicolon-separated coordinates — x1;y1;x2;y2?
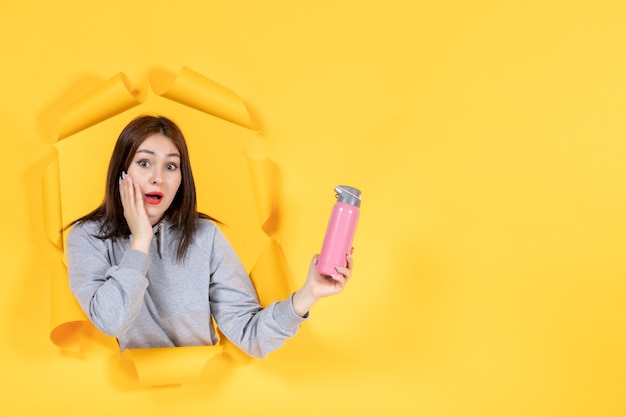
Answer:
156;222;164;259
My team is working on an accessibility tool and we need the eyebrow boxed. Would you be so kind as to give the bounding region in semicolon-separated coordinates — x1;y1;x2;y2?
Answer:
136;149;181;158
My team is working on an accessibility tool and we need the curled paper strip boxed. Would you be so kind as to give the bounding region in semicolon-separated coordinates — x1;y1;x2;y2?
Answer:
150;67;254;129
58;73;146;141
123;345;224;387
49;258;85;351
45;66;285;386
41;153;63;249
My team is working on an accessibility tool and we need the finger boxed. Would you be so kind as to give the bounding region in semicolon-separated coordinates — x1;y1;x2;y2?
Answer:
133;180;144;208
346;252;354;270
122;175;136;212
119;174;130;208
334;265;351;279
329;273;348;287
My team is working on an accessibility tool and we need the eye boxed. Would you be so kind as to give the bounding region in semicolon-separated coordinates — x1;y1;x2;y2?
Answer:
166;163;178;171
137;159;150;168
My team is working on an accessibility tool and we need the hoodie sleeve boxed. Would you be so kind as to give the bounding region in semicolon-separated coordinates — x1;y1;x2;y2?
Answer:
207;226;307;358
66;223;150;337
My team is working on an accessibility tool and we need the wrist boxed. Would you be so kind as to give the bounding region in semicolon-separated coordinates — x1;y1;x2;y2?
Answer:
292;285;319;317
130;235;151;255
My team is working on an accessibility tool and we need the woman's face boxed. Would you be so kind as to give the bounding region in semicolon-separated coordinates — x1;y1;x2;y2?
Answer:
126;133;182;225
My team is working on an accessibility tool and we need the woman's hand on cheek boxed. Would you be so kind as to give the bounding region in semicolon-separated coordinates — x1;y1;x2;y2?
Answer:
119;172;153;254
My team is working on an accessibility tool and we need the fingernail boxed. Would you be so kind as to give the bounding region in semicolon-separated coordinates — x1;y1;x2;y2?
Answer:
313;258;318;265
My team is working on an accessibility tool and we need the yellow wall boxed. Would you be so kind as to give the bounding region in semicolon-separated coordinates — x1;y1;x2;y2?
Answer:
2;0;626;415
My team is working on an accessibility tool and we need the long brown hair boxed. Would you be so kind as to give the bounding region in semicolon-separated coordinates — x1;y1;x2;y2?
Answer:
68;114;218;261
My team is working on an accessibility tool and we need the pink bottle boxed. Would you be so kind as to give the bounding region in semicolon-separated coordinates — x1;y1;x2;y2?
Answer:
316;185;362;276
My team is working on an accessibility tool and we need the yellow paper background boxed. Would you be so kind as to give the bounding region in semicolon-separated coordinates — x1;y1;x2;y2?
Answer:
2;0;626;415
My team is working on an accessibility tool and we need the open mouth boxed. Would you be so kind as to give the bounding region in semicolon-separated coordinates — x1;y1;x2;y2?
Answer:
145;191;164;205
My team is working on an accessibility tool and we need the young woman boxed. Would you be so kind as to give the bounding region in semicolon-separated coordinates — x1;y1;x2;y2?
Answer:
66;115;353;358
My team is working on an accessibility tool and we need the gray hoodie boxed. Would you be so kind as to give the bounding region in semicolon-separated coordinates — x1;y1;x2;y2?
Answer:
66;218;306;357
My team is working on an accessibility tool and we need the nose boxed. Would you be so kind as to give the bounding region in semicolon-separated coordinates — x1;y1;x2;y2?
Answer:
151;168;163;185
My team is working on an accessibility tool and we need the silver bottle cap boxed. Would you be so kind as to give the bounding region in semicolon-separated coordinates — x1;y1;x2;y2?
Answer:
335;185;361;207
